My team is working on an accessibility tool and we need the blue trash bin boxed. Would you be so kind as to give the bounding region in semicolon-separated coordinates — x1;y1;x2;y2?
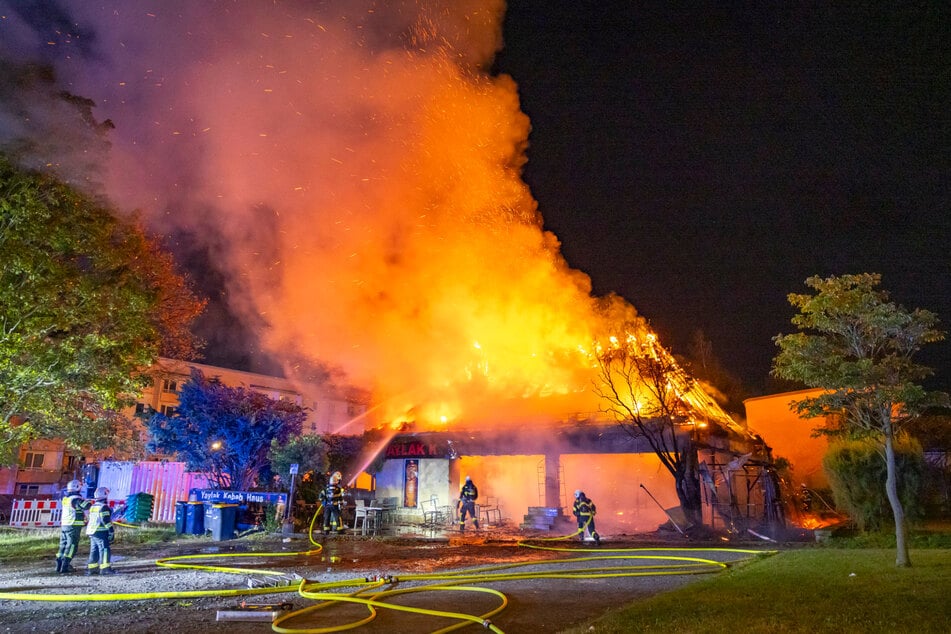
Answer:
184;501;205;535
208;504;237;541
174;501;187;534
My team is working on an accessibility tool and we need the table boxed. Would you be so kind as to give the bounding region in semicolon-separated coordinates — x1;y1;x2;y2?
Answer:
358;507;383;535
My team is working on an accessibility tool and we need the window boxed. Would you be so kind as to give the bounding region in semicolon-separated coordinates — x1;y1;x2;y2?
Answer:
17;484;40;497
135;402;146;415
160;405;176;416
23;452;44;469
162;379;179;393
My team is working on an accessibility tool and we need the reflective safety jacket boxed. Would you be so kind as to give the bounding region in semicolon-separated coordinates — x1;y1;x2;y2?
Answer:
323;483;344;507
61;494;89;527
85;501;112;537
573;496;596;518
460;482;478;502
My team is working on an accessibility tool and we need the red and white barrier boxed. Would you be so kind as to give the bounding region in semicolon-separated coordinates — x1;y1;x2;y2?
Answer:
9;498;61;527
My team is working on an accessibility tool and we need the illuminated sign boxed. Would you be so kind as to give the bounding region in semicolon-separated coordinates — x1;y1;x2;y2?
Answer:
385;441;445;458
191;489;288;505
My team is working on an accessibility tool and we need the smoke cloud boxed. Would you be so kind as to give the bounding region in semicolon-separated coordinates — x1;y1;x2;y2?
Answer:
0;1;645;426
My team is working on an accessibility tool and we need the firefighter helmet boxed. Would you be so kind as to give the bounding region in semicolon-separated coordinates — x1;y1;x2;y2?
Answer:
94;487;109;500
330;471;342;484
574;490;582;498
465;475;472;482
66;479;82;493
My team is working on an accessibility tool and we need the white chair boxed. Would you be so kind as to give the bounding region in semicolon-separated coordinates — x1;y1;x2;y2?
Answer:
352;499;368;532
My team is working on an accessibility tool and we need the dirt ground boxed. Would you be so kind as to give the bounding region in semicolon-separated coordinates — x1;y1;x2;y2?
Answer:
0;525;781;633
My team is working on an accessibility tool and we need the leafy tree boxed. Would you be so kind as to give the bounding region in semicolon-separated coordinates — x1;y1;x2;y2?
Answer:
0;157;205;463
323;434;365;483
594;329;707;529
772;273;947;566
823;436;925;531
146;369;306;491
269;435;329;504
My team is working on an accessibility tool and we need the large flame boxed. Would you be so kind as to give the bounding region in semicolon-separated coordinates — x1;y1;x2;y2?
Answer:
49;2;721;429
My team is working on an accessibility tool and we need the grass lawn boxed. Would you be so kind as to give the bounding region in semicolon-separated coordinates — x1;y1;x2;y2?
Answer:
0;525;181;565
565;547;951;633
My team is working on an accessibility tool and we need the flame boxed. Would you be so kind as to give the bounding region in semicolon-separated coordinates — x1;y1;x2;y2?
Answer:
76;2;730;430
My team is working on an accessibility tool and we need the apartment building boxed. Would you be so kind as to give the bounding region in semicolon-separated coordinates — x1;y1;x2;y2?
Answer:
1;358;367;499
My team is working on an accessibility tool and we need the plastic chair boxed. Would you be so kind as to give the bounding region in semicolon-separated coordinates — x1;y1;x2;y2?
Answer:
352;499;368;531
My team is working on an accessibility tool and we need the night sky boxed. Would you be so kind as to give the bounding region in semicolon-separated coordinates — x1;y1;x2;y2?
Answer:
2;2;950;399
495;3;951;392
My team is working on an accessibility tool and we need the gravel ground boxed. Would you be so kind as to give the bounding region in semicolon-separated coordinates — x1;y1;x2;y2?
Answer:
0;526;777;633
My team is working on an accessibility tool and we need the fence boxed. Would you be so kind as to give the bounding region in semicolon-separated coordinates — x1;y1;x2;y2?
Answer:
9;462;212;527
9;498;121;528
97;461;210;524
9;498;60;527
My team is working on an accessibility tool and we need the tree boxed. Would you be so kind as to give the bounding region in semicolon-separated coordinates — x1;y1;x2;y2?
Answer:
268;435;329;504
772;273;947;567
594;329;707;529
823;436;925;531
0;157;205;463
146;369;306;491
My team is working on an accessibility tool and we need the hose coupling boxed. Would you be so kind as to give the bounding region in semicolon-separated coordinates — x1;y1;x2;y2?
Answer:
481;619;492;628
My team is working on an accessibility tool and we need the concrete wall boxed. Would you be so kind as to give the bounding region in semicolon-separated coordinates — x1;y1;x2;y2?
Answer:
375;458;450;521
744;388;832;488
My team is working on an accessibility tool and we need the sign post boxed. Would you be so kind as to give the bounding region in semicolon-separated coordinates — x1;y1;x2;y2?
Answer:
283;463;299;535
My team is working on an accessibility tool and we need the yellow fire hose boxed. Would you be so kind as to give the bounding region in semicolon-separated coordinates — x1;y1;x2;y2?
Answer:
0;504;777;633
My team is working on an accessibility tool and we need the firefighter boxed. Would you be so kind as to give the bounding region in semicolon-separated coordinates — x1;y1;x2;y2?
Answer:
321;471;345;535
56;479;90;574
85;487;116;575
572;490;600;546
457;476;480;532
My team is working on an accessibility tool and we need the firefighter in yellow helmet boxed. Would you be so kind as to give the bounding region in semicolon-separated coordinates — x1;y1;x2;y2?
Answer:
321;471;345;535
85;487;116;575
56;479;91;574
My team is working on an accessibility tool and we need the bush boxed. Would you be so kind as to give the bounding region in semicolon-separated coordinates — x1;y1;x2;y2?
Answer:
823;436;925;531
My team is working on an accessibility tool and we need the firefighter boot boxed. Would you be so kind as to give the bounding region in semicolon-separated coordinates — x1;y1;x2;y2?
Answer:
55;557;62;573
475;519;480;530
593;532;601;546
59;558;73;574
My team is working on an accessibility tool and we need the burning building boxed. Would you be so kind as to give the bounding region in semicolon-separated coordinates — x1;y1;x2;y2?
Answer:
2;4;789;533
365;333;784;536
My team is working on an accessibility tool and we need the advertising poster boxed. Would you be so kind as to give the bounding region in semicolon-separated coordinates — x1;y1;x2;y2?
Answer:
403;459;419;508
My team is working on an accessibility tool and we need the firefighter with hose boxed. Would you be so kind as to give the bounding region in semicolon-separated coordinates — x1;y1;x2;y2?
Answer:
55;479;90;574
572;490;600;545
320;471;346;535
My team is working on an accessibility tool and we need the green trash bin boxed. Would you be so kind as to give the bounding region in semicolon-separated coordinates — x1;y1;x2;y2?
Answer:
208;504;237;541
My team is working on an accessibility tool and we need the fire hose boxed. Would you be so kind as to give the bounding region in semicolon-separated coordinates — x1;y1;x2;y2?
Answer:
0;503;776;633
